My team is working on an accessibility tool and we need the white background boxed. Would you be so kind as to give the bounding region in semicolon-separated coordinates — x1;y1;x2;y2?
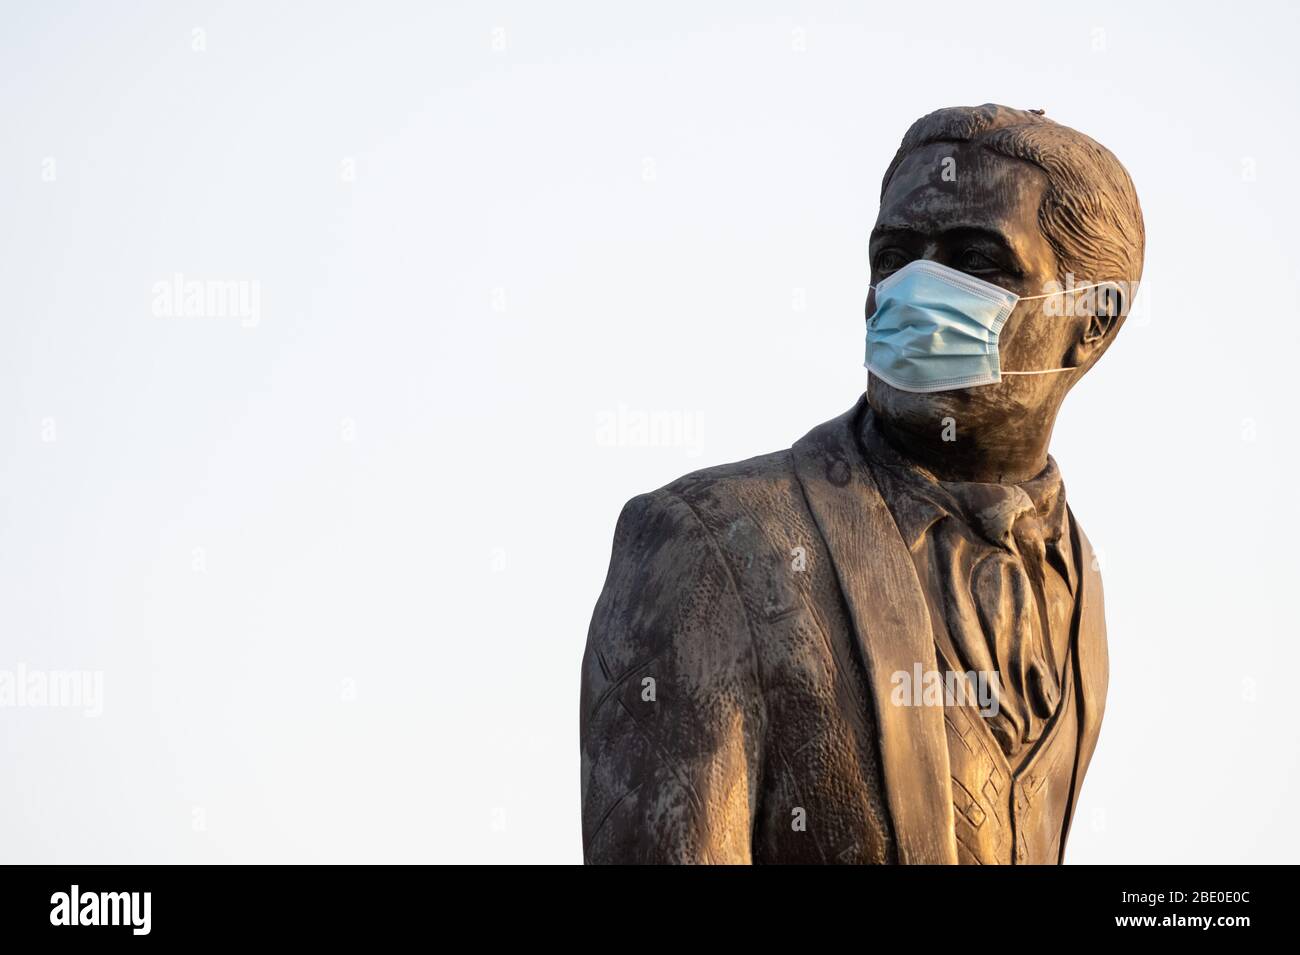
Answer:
2;0;1297;863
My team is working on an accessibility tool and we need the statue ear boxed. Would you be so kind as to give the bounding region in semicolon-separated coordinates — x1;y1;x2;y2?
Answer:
1070;283;1123;365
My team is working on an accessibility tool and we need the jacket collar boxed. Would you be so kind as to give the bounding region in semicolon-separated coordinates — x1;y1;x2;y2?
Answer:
791;394;958;865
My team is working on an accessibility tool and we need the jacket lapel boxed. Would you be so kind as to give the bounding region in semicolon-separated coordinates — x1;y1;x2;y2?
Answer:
1059;511;1109;860
792;397;958;865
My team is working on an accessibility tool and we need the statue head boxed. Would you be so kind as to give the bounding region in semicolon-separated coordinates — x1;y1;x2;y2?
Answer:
865;104;1144;478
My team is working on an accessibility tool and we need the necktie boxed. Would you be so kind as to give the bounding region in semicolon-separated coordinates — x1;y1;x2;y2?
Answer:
957;485;1062;757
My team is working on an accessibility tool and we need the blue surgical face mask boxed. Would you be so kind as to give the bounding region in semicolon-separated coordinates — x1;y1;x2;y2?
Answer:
864;259;1100;393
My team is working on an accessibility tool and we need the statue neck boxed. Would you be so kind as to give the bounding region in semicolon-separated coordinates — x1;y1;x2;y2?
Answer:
868;409;1056;485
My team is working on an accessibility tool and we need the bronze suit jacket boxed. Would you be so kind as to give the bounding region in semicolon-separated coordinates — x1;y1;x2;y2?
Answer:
579;396;1108;864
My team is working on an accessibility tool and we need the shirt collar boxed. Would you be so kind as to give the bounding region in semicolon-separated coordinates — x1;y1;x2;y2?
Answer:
858;411;1071;564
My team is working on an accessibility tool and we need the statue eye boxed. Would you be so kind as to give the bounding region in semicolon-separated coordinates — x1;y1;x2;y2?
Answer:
875;249;910;273
958;249;998;274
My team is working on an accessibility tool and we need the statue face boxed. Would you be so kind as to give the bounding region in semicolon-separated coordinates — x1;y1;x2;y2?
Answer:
866;142;1086;445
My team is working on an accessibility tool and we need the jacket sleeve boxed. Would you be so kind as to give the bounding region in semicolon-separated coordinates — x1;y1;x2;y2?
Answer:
579;488;765;864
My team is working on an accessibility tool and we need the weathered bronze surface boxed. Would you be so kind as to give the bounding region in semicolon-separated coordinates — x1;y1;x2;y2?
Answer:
580;104;1144;864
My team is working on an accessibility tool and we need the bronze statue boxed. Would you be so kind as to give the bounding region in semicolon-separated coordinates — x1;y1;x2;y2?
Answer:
580;104;1144;864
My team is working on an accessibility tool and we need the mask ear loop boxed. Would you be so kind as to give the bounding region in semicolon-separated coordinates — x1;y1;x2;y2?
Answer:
1001;280;1116;376
1017;280;1113;301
